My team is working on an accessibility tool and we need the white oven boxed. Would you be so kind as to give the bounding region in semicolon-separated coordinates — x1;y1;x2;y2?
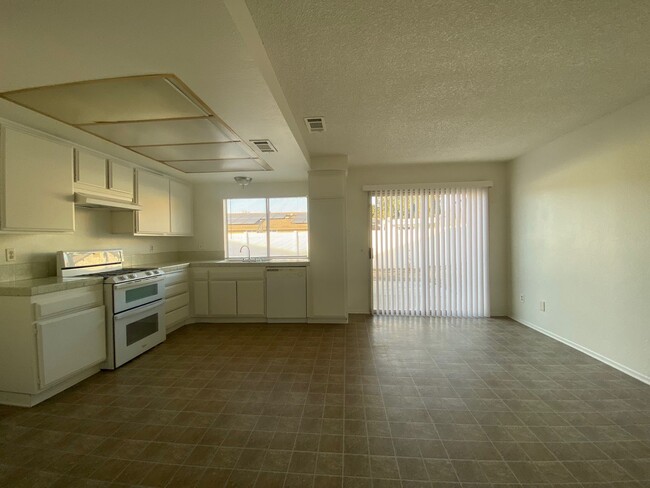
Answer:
113;276;165;313
57;249;167;370
111;298;165;369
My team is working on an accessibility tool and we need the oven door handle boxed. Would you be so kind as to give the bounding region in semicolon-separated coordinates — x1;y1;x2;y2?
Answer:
114;298;164;321
113;276;164;291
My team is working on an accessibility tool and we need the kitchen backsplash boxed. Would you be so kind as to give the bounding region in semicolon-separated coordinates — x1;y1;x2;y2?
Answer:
0;250;229;282
0;251;182;283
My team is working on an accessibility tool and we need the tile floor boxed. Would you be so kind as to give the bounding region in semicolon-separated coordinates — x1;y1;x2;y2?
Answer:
0;316;648;487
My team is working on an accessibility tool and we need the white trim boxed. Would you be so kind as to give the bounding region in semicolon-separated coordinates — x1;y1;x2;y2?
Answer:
308;317;349;324
510;316;650;386
0;366;99;407
362;181;493;191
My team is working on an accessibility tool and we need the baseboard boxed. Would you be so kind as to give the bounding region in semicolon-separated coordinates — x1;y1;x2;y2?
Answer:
166;319;190;334
308;317;349;324
0;366;100;407
510;315;649;386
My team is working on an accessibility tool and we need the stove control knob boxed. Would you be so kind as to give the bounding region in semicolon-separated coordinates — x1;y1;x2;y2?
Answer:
145;271;153;276
128;274;137;279
117;276;126;281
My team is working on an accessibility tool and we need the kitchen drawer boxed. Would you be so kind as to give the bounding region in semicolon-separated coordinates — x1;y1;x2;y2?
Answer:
164;270;189;286
165;282;188;298
165;292;189;313
192;268;208;280
166;305;189;329
33;286;103;320
209;267;264;281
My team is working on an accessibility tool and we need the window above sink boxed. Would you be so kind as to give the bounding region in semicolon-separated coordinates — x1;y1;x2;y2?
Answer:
224;197;309;260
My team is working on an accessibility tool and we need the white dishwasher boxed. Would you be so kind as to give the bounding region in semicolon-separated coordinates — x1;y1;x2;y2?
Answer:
266;266;307;322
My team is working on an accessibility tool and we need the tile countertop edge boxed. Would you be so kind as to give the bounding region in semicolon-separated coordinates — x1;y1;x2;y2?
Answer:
0;276;104;297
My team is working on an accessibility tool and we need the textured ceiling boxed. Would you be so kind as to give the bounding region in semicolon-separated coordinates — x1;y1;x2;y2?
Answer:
246;0;650;165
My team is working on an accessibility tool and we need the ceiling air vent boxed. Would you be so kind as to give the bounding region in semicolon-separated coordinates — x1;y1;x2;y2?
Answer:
250;139;277;153
304;116;326;132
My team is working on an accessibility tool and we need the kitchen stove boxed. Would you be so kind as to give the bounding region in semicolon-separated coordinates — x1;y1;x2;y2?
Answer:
57;249;166;369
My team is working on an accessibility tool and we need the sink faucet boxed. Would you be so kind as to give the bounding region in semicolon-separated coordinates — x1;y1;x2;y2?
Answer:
239;245;251;261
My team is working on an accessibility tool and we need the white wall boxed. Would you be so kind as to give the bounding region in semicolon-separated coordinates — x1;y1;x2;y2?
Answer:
510;95;650;381
346;161;510;315
184;181;308;257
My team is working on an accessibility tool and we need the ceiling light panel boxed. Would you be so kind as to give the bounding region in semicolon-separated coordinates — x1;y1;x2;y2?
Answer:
164;158;267;173
80;117;239;146
2;76;208;125
131;141;256;161
0;74;273;174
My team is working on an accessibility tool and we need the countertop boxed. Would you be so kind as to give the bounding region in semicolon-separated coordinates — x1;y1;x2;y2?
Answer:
0;259;309;296
0;276;104;297
148;259;310;272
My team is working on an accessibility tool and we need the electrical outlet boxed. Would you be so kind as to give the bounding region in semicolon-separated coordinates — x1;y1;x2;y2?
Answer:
540;301;546;312
519;294;525;303
5;248;16;262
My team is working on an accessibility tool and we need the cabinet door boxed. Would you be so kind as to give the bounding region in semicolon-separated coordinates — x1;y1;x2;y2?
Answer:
1;127;74;232
108;160;134;200
75;149;107;190
209;280;237;316
36;306;106;388
169;179;193;236
237;280;265;317
135;170;170;234
193;280;209;316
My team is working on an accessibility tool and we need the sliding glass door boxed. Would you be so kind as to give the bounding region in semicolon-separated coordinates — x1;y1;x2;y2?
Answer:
371;186;489;317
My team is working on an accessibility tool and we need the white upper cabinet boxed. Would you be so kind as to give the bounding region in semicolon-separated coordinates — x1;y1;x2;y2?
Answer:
1;126;75;232
170;179;193;236
113;170;193;236
74;149;107;191
135;170;171;235
108;159;134;201
74;149;134;202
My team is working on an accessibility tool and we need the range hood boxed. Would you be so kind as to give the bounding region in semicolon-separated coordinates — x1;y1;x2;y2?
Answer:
75;193;142;211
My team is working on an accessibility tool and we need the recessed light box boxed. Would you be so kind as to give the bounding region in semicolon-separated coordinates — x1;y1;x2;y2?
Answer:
131;141;256;161
2;76;209;124
80;118;239;146
165;158;269;173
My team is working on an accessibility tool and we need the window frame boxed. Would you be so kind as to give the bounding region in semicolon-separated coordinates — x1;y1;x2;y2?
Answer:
224;196;309;259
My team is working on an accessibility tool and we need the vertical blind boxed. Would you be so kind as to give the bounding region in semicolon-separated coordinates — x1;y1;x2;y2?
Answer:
371;186;490;317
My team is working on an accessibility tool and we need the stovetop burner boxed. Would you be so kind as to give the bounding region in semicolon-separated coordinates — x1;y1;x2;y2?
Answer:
88;268;153;277
57;250;164;283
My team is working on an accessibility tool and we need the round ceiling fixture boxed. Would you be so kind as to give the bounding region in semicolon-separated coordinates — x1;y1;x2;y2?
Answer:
234;176;252;187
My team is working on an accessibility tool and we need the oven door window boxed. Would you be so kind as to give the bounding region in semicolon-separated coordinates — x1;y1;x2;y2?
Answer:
126;312;159;346
125;283;159;304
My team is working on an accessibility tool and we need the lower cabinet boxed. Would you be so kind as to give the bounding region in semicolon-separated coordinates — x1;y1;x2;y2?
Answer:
36;307;105;388
0;285;106;406
209;280;237;316
164;269;190;331
236;280;265;317
192;266;265;319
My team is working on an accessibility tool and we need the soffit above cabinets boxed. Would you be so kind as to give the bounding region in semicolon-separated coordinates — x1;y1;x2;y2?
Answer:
0;74;271;174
